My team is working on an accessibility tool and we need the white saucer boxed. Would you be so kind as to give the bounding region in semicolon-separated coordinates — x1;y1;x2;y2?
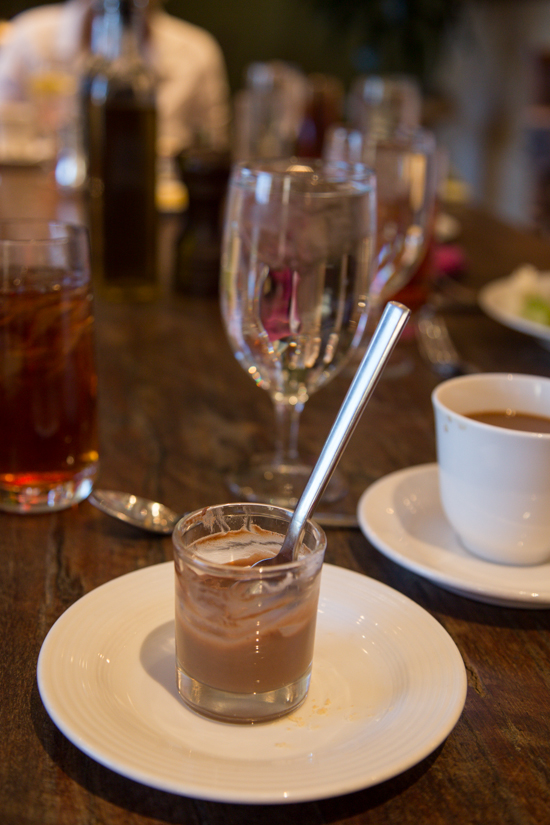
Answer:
358;463;550;608
479;274;550;348
37;561;466;804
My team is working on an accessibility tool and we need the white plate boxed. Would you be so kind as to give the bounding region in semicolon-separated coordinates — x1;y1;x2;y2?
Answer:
37;561;466;804
479;275;550;346
358;463;550;608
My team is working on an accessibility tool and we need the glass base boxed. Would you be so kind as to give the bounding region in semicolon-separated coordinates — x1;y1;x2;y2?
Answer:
0;466;97;513
176;662;311;724
227;459;347;508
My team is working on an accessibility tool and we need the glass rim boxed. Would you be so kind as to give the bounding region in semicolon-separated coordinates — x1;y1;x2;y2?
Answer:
327;124;436;153
0;219;88;246
231;157;376;188
375;126;436;153
172;501;327;576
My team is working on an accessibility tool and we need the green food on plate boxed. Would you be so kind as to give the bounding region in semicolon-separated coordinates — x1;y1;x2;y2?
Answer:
522;294;550;326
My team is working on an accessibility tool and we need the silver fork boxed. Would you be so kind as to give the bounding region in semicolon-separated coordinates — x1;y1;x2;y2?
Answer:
415;309;479;377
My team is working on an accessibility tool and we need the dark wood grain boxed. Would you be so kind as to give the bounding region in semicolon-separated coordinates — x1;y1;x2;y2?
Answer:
2;169;550;824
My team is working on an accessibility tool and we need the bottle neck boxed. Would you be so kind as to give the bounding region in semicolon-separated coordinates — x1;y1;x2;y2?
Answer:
91;0;146;62
87;0;155;104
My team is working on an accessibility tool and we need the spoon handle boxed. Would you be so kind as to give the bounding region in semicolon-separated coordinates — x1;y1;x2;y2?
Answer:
279;300;411;561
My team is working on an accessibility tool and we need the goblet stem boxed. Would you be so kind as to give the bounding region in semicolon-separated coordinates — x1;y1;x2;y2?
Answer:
272;399;305;466
226;393;347;506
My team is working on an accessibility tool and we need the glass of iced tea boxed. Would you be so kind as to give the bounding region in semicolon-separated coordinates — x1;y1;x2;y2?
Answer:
0;220;99;512
173;502;326;723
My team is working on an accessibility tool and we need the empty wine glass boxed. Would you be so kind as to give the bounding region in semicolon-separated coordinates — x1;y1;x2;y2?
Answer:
220;158;377;507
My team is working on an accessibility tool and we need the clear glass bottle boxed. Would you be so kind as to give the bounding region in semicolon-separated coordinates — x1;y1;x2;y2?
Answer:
83;0;158;301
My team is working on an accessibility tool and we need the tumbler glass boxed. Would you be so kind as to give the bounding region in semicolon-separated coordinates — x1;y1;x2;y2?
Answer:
0;220;99;512
173;502;326;723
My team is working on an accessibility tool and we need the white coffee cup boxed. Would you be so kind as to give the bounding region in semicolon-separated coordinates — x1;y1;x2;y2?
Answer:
432;372;550;566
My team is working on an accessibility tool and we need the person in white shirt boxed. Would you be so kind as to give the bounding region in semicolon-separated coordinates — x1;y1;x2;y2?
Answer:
0;0;231;155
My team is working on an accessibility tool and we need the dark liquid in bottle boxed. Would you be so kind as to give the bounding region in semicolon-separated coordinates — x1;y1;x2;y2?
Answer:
88;98;158;301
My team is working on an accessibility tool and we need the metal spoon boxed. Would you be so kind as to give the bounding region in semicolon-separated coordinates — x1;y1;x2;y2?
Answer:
88;489;181;534
256;299;410;567
87;488;360;532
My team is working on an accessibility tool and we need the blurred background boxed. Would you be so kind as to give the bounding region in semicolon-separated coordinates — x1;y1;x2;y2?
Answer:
3;0;550;232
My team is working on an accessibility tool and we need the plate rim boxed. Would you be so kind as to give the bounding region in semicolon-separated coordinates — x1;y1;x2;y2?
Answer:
37;561;467;804
357;463;550;608
478;276;550;343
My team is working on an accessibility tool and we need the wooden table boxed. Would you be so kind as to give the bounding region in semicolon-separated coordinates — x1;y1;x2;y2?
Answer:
2;167;550;824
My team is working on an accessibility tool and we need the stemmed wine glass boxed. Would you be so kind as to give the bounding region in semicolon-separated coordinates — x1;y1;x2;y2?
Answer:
324;126;437;377
220;158;377;507
324;125;437;306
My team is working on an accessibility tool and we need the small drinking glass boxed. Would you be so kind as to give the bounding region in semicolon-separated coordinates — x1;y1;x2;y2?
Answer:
0;220;99;512
173;502;326;723
220;158;376;506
